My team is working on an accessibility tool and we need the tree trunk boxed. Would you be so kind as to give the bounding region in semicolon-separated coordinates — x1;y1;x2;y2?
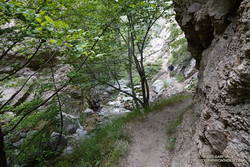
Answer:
0;126;7;167
128;30;139;108
130;30;149;108
127;14;151;108
145;78;150;104
140;75;149;108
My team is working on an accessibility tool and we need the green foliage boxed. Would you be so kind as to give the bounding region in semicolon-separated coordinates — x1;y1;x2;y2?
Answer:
175;73;185;82
145;62;162;80
20;105;58;130
166;137;177;151
54;118;129;167
129;61;161;87
0;0;184;166
168;23;192;66
151;93;192;111
2;78;27;88
3;103;61;166
122;93;193;122
163;80;170;88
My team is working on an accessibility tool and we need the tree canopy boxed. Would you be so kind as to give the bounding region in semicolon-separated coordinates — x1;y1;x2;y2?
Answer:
0;0;173;166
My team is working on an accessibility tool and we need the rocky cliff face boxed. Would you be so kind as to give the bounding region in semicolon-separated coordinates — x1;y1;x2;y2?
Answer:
173;0;250;166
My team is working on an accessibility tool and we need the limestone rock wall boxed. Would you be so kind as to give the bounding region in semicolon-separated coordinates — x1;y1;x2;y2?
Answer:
173;0;250;166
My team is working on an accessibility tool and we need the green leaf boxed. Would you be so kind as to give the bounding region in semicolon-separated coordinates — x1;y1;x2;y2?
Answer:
44;16;54;23
55;21;69;29
49;39;57;44
39;11;46;16
35;17;42;23
64;43;73;47
36;27;43;32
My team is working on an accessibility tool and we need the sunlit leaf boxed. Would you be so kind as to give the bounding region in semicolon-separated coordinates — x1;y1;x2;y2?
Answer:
44;16;54;23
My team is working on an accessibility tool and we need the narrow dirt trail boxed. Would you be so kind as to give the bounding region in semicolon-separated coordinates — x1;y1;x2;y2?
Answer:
121;97;193;167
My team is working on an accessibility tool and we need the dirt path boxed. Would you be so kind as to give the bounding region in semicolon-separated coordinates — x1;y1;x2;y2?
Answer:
121;97;193;167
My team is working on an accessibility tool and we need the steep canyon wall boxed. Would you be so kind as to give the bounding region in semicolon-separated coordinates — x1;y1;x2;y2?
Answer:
173;0;250;166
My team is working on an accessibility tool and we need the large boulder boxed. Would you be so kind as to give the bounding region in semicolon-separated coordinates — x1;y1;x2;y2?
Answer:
152;80;165;94
50;132;68;150
63;146;73;155
65;124;78;135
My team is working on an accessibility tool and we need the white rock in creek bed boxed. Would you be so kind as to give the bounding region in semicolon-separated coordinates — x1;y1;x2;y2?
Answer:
76;128;87;139
1;112;15;123
19;132;27;138
65;124;78;135
5;112;15;117
51;132;61;138
17;67;34;77
122;96;133;102
100;106;130;117
63;146;73;155
107;100;122;107
13;139;24;148
117;96;122;101
26;130;37;137
84;108;94;113
14;149;20;156
62;112;79;119
134;85;141;89
0;87;18;102
50;132;68;149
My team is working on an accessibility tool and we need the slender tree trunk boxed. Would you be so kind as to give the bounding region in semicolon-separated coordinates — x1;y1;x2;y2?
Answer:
140;75;149;108
0;126;7;167
127;31;139;108
145;78;150;104
130;31;149;108
139;49;150;107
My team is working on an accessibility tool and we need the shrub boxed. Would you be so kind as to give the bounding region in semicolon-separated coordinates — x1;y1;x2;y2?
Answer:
175;74;185;82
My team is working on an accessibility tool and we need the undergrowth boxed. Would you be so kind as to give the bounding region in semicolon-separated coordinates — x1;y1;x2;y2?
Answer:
150;93;192;112
166;104;193;151
175;73;185;82
53;93;192;167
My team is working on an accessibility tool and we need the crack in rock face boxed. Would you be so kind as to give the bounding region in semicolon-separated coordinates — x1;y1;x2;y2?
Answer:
173;0;250;166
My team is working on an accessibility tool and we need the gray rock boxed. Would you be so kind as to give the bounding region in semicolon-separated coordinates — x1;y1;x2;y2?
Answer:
13;139;24;148
63;146;73;155
184;59;197;78
173;0;250;166
62;113;80;136
26;130;37;138
65;124;78;135
50;132;67;149
100;106;130;117
76;128;87;139
84;108;94;113
152;80;165;94
187;3;202;13
107;100;122;107
19;132;27;138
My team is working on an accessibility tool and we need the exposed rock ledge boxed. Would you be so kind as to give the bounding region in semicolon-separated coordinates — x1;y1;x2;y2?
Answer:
172;0;250;166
